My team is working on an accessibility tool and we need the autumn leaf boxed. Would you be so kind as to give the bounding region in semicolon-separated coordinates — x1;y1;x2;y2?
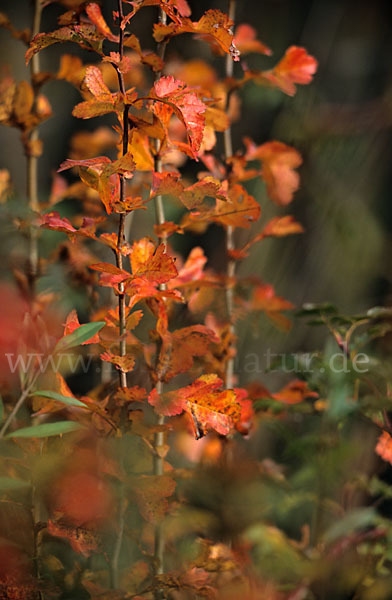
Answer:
152;76;207;153
85;3;118;43
153;10;238;60
47;520;100;557
64;309;100;344
272;380;318;405
100;351;135;373
25;24;104;65
149;374;241;438
245;139;302;206
214;183;260;229
158;325;219;382
131;474;176;523
151;171;225;209
234;24;271;56
132;243;178;285
84;65;112;101
238;215;304;257
375;430;392;465
262;46;318;96
39;211;76;234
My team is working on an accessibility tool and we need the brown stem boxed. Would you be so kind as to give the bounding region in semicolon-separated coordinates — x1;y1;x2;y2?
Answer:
114;0;130;391
224;0;236;390
109;1;130;589
27;0;43;296
152;8;167;598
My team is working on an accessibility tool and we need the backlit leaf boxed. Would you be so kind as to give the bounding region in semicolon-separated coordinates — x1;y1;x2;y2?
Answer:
245;139;302;206
31;390;86;408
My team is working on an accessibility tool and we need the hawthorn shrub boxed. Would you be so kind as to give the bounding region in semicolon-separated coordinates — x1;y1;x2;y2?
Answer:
0;1;392;599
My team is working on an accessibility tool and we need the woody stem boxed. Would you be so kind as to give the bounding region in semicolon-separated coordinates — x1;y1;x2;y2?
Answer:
224;0;236;390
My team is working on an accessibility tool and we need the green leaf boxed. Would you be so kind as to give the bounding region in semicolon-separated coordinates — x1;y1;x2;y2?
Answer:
323;507;377;544
31;390;86;408
54;321;105;353
0;476;30;491
6;421;83;439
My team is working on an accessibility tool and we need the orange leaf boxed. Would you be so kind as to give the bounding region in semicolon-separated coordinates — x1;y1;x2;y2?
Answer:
234;24;271;56
158;325;219;382
272;380;318;405
214;183;260;228
262;46;317;96
85;3;118;43
25;25;104;65
149;374;241;438
375;430;392;465
133;243;178;285
153;10;237;60
100;351;135;372
47;520;100;557
245;139;302;206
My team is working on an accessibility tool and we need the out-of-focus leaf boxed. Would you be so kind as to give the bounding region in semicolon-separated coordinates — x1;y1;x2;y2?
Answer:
6;421;83;439
323;507;378;544
0;476;30;490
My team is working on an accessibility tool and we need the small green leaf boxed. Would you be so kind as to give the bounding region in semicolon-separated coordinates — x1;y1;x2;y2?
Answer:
7;421;83;439
32;390;86;408
0;476;30;491
54;321;105;353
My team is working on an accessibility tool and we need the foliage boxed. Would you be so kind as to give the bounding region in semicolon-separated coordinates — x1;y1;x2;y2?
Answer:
1;1;392;600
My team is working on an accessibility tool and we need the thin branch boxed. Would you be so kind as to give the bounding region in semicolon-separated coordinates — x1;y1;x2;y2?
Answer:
114;0;130;391
27;0;43;296
109;1;130;589
152;7;168;598
224;0;236;391
0;372;39;439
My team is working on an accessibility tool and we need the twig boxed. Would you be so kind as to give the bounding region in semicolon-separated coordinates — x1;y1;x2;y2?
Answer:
109;1;130;589
27;0;43;296
0;372;39;439
224;0;236;390
152;7;168;598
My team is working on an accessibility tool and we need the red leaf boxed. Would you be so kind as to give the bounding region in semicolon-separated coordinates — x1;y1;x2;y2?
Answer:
85;3;118;43
272;380;318;405
261;215;304;237
375;431;392;465
64;310;100;344
39;211;76;234
100;351;135;372
234;24;271;56
245;139;302;206
262;46;318;96
153;76;206;152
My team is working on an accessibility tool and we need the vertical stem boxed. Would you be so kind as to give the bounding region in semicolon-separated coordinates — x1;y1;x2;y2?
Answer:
114;0;130;391
27;0;43;295
224;0;236;391
153;8;167;597
109;1;129;588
